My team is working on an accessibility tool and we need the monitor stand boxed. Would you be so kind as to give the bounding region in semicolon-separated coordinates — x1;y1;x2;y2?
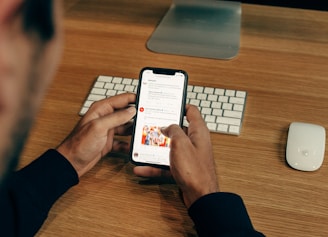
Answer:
147;0;241;60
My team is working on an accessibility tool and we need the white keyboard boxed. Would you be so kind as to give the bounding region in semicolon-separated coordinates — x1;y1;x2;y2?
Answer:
79;75;247;135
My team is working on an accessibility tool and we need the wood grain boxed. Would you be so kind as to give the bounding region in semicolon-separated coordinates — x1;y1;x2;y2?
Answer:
19;1;328;236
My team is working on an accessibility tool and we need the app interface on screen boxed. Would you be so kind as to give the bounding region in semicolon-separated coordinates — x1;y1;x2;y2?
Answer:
132;69;186;166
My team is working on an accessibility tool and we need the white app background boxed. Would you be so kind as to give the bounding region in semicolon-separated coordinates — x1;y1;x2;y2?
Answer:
132;70;185;166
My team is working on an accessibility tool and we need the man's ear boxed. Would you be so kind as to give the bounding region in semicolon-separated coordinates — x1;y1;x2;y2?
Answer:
0;0;23;24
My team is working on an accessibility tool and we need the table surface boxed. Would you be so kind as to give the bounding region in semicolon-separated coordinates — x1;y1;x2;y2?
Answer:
19;1;328;236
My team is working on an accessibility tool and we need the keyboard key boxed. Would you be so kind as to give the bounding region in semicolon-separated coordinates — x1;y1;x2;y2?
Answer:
201;107;212;115
114;84;124;90
230;97;245;105
104;83;114;90
224;110;242;119
216;117;241;126
214;88;225;95
204;87;214;94
222;103;233;110
112;77;122;83
187;92;197;99
200;100;211;108
94;81;105;88
122;78;132;84
98;76;112;82
217;124;228;133
236;91;247;98
80;107;89;115
212;109;223;116
225;89;235;97
124;85;135;93
189;99;200;107
88;94;106;101
132;79;139;86
106;90;117;96
233;104;244;111
197;93;207;100
207;123;217;131
193;86;204;93
229;125;240;135
207;94;218;101
91;88;106;95
83;100;93;108
212;102;222;109
205;115;216;123
218;96;228;103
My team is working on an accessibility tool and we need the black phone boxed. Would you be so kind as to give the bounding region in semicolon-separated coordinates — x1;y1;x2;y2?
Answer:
130;67;188;168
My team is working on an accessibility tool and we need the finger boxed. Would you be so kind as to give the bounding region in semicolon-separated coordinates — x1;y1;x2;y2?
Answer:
161;125;192;157
133;166;171;178
104;93;136;112
184;105;211;148
161;124;187;140
185;104;206;128
111;140;130;154
94;106;136;137
82;93;136;124
114;120;134;136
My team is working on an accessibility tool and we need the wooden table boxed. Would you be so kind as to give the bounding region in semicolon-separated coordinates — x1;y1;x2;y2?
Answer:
20;0;328;236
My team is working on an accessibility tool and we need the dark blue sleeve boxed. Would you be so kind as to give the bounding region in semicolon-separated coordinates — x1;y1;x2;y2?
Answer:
188;192;265;237
0;149;79;237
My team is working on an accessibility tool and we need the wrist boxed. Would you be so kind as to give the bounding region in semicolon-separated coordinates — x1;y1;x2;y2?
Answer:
56;146;85;178
184;185;219;209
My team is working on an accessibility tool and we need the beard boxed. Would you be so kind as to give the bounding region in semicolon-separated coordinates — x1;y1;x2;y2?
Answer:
0;97;33;187
0;46;48;188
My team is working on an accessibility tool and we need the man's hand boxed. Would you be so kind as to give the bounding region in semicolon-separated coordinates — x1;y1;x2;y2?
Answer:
134;105;219;208
57;93;136;177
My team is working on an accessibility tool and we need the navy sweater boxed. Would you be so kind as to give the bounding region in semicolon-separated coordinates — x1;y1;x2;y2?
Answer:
0;149;264;236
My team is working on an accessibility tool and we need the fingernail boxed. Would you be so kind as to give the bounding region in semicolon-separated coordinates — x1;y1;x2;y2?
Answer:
126;106;136;114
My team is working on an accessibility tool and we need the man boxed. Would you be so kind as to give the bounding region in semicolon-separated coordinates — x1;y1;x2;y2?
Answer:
0;0;265;236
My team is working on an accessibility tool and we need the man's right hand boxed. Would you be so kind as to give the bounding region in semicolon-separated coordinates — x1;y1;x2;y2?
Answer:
134;105;219;208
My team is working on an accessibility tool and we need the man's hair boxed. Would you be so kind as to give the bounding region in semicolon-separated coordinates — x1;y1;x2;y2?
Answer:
23;0;54;41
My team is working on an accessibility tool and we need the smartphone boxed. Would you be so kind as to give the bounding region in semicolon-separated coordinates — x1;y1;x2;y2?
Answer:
131;67;188;168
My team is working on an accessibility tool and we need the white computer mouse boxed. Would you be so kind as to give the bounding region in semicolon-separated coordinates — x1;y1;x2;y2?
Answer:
286;122;326;171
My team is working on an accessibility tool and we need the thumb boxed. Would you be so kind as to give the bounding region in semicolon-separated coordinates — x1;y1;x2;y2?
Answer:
161;124;185;140
161;124;191;153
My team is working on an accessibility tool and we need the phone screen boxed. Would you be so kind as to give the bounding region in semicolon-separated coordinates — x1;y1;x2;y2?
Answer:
131;67;188;167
